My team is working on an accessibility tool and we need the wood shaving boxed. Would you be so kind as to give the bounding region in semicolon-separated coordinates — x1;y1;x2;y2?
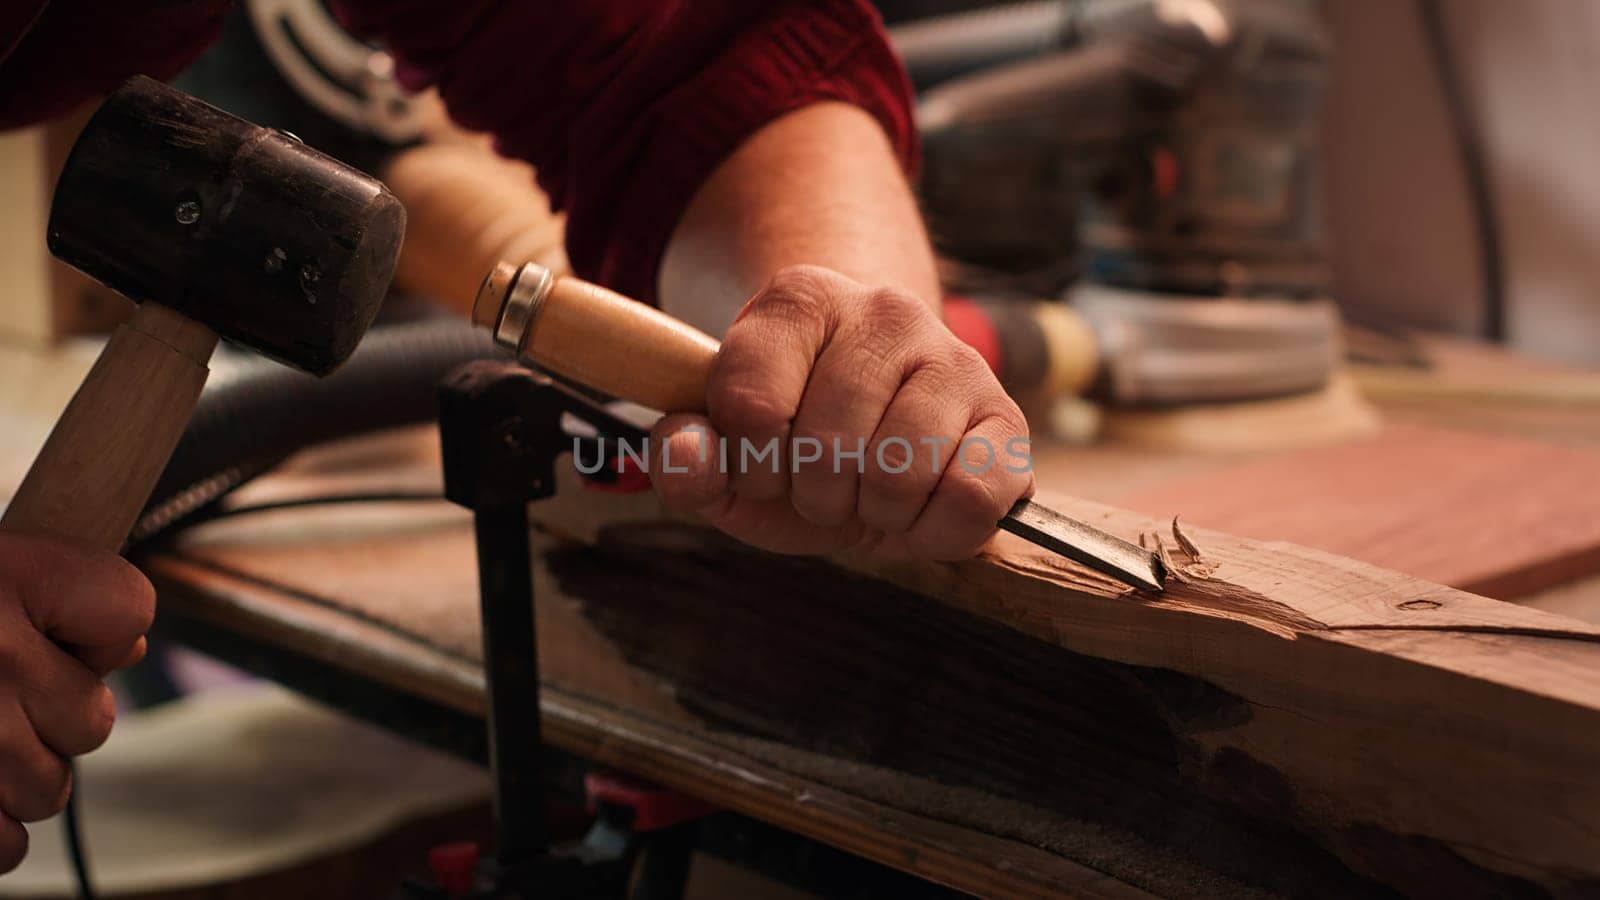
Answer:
1141;515;1219;583
1137;519;1219;587
1150;532;1194;584
1172;516;1204;563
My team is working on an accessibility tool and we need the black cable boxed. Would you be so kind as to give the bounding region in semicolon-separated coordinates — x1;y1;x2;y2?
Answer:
133;490;449;547
185;491;447;525
1415;0;1508;342
64;761;96;900
133;319;500;546
64;490;443;899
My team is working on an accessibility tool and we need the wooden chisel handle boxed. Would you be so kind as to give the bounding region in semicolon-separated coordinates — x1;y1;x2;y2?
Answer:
473;261;720;413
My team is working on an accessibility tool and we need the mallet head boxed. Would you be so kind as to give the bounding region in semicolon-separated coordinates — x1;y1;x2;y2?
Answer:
46;76;403;376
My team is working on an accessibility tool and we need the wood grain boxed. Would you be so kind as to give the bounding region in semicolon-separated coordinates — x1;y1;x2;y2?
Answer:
1112;422;1600;598
530;480;1600;897
2;303;217;550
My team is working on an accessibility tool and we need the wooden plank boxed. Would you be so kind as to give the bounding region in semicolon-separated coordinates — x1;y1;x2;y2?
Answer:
1111;423;1600;598
529;474;1600;898
1349;331;1600;440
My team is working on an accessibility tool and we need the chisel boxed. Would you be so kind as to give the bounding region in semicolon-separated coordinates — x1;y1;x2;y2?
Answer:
471;261;1168;592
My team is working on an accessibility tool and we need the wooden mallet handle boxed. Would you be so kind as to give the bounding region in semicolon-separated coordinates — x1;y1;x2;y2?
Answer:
474;262;720;413
1;305;218;551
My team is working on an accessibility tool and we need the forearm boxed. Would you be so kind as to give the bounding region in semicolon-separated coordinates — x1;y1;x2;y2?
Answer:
658;102;940;337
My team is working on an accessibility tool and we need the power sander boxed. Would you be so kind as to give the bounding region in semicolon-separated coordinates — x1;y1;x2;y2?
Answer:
903;0;1341;405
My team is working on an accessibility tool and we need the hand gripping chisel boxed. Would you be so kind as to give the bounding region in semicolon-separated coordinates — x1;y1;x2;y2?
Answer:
470;261;1167;591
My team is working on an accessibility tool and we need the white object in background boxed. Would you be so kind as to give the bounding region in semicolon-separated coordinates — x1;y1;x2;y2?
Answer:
0;685;489;897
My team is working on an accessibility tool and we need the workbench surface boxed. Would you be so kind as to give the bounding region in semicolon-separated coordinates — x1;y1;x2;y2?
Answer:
5;331;1600;897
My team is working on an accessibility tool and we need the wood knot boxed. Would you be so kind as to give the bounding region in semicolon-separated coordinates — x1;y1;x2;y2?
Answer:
1397;598;1443;611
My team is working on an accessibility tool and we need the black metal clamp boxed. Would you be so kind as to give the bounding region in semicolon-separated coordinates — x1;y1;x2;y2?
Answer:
410;361;963;900
396;360;702;900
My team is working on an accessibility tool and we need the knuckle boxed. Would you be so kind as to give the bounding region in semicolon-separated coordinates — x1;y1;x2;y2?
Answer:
941;468;1009;524
986;405;1031;451
947;339;992;375
861;286;925;328
758;266;835;319
903;340;995;407
710;382;793;439
767;264;834;300
119;566;157;634
42;773;70;821
852;291;927;358
860;453;935;501
80;687;117;753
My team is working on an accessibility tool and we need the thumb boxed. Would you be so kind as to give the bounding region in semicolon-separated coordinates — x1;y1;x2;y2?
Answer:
0;535;153;672
648;413;730;514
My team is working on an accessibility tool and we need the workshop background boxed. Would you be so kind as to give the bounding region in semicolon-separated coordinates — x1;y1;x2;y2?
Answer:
6;0;1600;360
1324;0;1600;361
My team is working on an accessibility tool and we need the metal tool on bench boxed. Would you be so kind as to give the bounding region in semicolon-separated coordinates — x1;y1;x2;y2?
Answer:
1;74;402;553
470;260;1167;593
906;0;1341;406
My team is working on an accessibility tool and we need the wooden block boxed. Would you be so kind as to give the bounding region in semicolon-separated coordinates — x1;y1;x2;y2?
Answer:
0;126;54;345
529;484;1600;898
0;109;133;349
1112;422;1600;598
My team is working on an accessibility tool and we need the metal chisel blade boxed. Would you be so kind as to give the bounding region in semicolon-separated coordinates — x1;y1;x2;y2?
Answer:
996;498;1168;592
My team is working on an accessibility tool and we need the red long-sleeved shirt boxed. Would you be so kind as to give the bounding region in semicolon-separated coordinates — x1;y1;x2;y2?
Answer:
0;1;916;302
